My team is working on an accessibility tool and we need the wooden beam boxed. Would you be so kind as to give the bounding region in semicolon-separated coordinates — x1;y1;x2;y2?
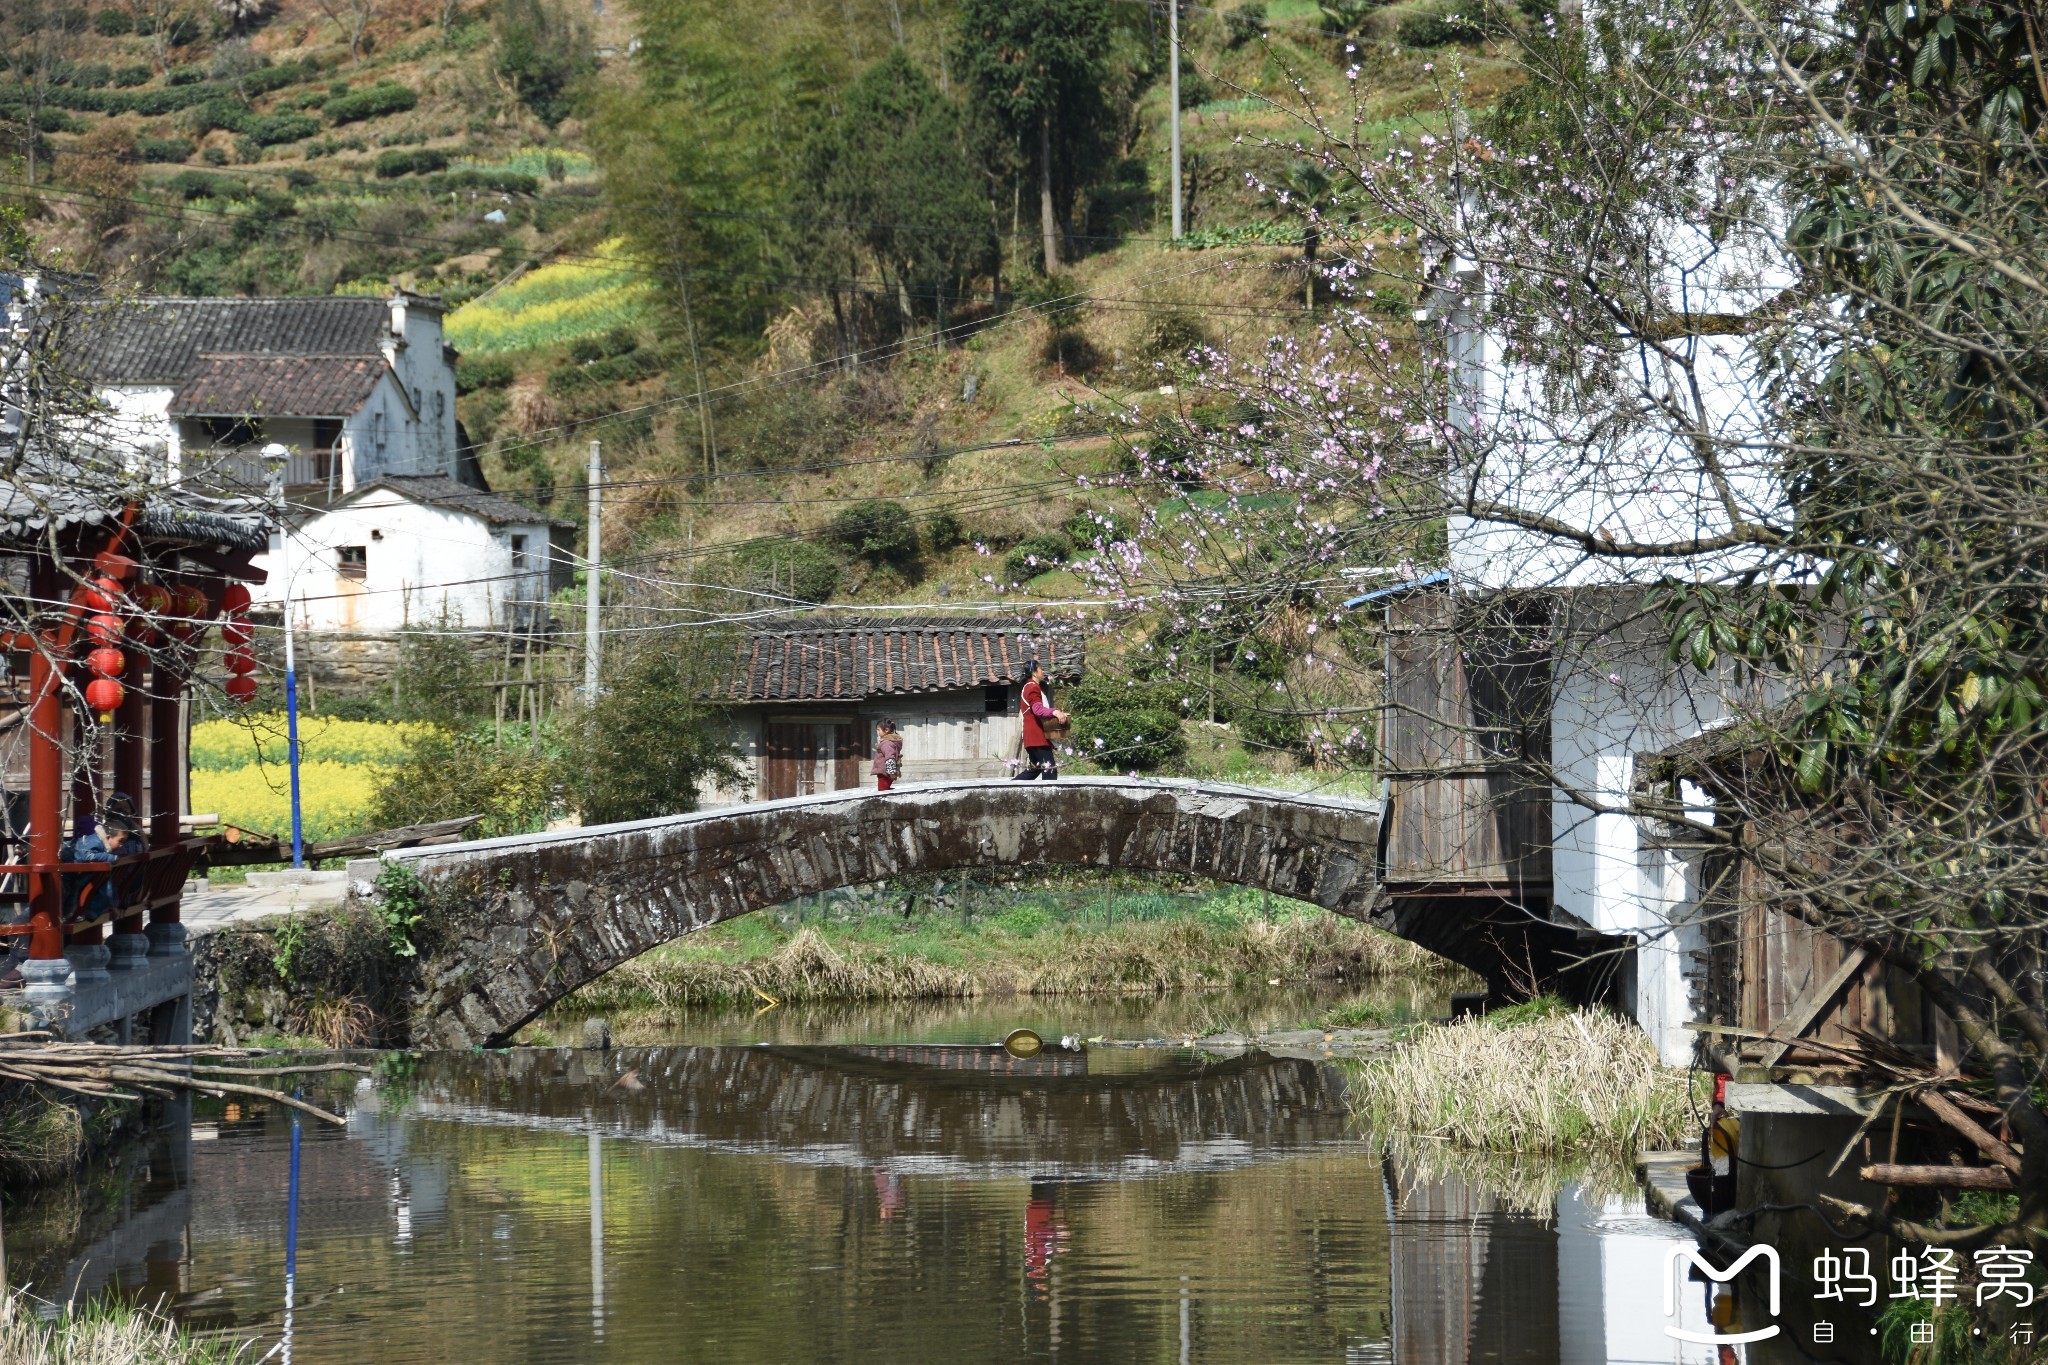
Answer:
1759;945;1872;1071
1859;1163;2014;1190
1918;1090;2023;1175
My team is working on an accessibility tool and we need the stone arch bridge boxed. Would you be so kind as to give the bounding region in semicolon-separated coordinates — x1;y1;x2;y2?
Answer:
365;778;1603;1047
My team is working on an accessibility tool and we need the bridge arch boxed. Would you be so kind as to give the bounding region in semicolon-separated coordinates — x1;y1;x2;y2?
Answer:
376;778;1395;1047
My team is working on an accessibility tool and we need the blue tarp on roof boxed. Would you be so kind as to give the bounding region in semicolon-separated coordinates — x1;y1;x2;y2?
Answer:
1341;569;1450;610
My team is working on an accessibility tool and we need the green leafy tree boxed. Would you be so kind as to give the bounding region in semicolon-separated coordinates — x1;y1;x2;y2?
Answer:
492;0;592;127
574;636;743;824
796;49;995;328
955;0;1116;271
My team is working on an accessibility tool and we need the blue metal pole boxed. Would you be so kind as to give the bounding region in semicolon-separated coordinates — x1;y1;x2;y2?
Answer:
284;619;303;869
284;1099;301;1364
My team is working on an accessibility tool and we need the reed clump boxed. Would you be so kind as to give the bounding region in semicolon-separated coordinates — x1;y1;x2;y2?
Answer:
0;1292;247;1364
1352;1005;1694;1155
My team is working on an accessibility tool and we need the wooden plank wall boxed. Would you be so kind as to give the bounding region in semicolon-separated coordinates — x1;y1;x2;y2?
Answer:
1381;593;1551;890
1736;857;1924;1048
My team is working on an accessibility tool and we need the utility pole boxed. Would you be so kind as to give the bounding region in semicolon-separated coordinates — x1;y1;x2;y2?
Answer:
583;439;602;704
1169;0;1183;240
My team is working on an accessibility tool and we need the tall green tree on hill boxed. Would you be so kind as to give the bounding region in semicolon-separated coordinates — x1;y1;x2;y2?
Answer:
955;0;1115;272
797;49;996;333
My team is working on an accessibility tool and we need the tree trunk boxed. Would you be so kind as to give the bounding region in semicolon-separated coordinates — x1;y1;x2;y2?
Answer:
1039;114;1061;272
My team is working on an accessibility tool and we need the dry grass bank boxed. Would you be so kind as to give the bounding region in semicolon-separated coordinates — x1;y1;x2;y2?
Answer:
565;911;1462;1014
0;1294;245;1365
1352;1004;1695;1156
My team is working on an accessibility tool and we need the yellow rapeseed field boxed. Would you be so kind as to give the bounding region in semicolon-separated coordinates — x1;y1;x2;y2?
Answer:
444;240;653;354
190;714;433;842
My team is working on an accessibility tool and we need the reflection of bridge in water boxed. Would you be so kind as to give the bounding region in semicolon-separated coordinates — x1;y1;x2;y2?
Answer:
21;1045;1719;1363
403;1044;1352;1181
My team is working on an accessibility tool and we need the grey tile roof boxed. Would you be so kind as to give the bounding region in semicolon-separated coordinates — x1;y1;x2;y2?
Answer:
346;474;572;528
0;465;270;552
170;354;389;418
67;297;401;385
730;616;1085;702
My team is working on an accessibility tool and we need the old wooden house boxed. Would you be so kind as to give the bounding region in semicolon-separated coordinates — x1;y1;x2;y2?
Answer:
701;617;1084;805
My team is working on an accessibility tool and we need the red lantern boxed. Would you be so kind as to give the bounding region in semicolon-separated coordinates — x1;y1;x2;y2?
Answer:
132;583;171;616
221;618;254;647
86;613;124;647
172;585;208;620
87;647;125;679
225;646;257;676
224;674;258;704
79;580;116;613
85;677;123;720
220;584;253;614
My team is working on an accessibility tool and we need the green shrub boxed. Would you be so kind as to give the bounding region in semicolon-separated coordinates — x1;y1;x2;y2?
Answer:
1397;7;1486;44
61;62;112;89
189;95;249;134
425;168;541;196
715;539;843;604
245;112;319;146
1224;2;1267;45
113;64;151;86
325;81;418;125
138;136;194;162
1070;707;1187;772
1318;0;1385;30
93;8;133;35
168;169;245;199
923;509;964;553
374;147;449;177
1003;532;1073;583
568;326;638;363
1238;704;1307;755
165;64;206;86
367;727;557;839
823;499;921;569
457;354;516;391
200;144;227;165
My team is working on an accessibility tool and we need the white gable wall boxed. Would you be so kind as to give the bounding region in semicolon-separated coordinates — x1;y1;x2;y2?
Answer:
251;488;554;633
1431;208;1799;1061
384;296;458;477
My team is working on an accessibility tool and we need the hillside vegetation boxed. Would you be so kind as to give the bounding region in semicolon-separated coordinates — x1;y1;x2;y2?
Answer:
11;0;1531;784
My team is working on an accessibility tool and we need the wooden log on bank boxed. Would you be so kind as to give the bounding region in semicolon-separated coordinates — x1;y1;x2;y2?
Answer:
1858;1163;2015;1190
0;1037;367;1124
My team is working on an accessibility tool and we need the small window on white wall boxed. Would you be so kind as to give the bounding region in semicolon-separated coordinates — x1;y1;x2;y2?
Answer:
372;410;387;453
337;546;367;581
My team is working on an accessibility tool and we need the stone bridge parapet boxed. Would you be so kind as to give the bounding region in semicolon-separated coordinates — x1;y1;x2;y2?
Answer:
364;778;1385;1047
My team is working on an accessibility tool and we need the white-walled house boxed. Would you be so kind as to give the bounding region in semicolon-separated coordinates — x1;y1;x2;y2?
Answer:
68;291;466;491
1366;209;1800;1064
256;475;572;635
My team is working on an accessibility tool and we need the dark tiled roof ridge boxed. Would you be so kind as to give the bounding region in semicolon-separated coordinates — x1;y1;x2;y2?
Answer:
729;616;1084;701
357;473;575;528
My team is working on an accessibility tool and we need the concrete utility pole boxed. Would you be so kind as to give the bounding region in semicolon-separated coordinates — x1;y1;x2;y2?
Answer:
584;439;602;703
1169;0;1183;240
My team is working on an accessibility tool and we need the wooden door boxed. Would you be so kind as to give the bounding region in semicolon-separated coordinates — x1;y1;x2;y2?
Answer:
762;721;864;799
833;723;863;790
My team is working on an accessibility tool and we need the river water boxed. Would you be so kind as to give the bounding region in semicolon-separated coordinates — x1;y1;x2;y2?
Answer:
11;995;1735;1364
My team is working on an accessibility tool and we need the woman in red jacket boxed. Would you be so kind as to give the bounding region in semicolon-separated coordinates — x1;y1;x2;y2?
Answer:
1013;660;1068;781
